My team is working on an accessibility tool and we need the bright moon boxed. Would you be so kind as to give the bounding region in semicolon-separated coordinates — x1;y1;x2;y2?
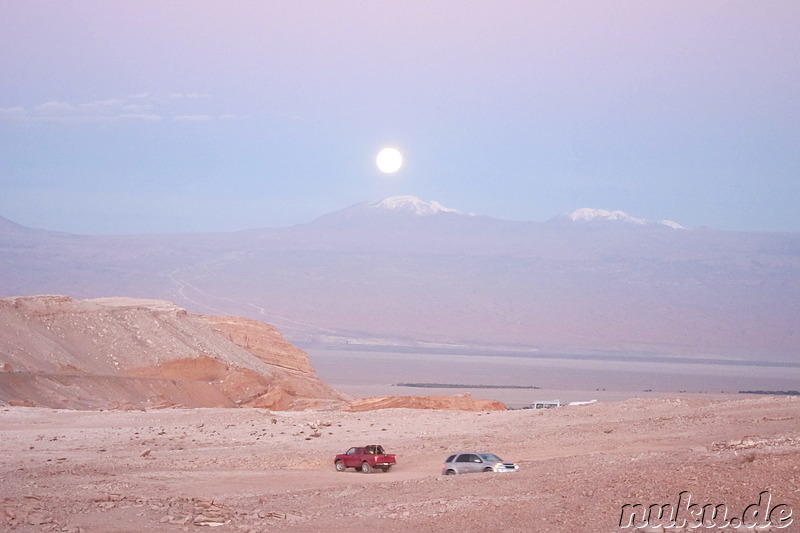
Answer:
376;147;403;173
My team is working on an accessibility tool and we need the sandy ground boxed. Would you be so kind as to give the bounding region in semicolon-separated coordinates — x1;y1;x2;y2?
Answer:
1;395;798;532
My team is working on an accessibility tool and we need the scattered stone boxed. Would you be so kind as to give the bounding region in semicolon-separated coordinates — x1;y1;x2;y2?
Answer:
193;514;228;526
26;510;53;525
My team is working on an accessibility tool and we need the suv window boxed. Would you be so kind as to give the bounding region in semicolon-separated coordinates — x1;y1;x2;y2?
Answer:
455;454;472;463
445;455;456;463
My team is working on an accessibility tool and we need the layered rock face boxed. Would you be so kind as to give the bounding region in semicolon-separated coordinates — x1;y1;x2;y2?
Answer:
0;295;345;410
199;314;348;410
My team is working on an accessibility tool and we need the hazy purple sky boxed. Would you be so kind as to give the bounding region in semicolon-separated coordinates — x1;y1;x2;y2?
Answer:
1;1;798;233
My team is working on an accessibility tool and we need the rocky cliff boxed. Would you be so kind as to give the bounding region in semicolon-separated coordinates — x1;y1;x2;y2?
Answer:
0;295;346;410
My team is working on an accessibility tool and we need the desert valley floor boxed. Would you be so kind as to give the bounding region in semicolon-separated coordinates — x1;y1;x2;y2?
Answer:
305;345;800;408
1;395;798;532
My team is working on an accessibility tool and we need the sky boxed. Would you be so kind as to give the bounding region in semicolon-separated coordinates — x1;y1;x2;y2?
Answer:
1;1;799;234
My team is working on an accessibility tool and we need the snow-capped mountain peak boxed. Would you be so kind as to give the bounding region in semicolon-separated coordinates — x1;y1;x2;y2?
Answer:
569;208;646;224
366;195;463;216
566;208;685;229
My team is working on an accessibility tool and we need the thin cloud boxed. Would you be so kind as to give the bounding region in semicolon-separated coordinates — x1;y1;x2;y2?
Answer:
35;101;77;115
173;114;214;122
122;103;154;113
120;113;163;122
0;93;234;124
80;98;124;112
0;106;25;120
168;92;211;100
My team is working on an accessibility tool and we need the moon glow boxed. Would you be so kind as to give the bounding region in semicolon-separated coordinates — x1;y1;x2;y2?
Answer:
376;147;403;173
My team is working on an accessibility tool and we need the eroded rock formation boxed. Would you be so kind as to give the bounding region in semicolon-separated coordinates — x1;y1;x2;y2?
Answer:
0;295;345;410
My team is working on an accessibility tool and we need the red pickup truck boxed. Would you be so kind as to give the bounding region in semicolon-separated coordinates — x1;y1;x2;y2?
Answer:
334;445;397;473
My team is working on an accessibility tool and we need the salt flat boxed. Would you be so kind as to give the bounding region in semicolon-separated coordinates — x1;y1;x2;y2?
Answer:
306;347;800;407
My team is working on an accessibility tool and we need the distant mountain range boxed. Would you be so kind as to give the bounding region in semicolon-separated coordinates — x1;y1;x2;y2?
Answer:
1;196;799;361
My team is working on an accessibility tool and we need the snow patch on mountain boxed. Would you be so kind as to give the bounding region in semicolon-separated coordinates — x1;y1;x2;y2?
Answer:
658;219;686;230
366;195;463;216
569;208;646;225
567;208;685;229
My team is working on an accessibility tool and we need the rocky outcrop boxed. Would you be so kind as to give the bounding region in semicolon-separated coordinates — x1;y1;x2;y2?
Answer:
0;295;345;410
348;392;506;412
199;315;350;410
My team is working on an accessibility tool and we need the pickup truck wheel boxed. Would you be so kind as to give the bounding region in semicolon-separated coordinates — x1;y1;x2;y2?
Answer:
381;466;391;472
361;461;372;474
335;460;345;472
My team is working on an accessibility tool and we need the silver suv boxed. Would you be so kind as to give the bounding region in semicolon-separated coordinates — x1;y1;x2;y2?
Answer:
441;453;519;475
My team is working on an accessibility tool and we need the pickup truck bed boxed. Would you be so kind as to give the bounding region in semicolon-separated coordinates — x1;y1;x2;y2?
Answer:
334;445;397;473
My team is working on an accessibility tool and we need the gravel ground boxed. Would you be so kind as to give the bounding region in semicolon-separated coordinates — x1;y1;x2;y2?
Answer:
1;395;798;532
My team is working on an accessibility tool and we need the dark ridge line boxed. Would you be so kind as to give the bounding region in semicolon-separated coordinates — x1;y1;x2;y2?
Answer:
738;390;800;396
395;383;540;390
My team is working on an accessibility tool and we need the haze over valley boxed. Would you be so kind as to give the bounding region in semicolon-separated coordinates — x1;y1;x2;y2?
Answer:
2;196;798;398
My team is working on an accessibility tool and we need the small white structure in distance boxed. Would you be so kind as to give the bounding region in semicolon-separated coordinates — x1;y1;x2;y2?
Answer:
567;399;598;406
530;400;561;409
